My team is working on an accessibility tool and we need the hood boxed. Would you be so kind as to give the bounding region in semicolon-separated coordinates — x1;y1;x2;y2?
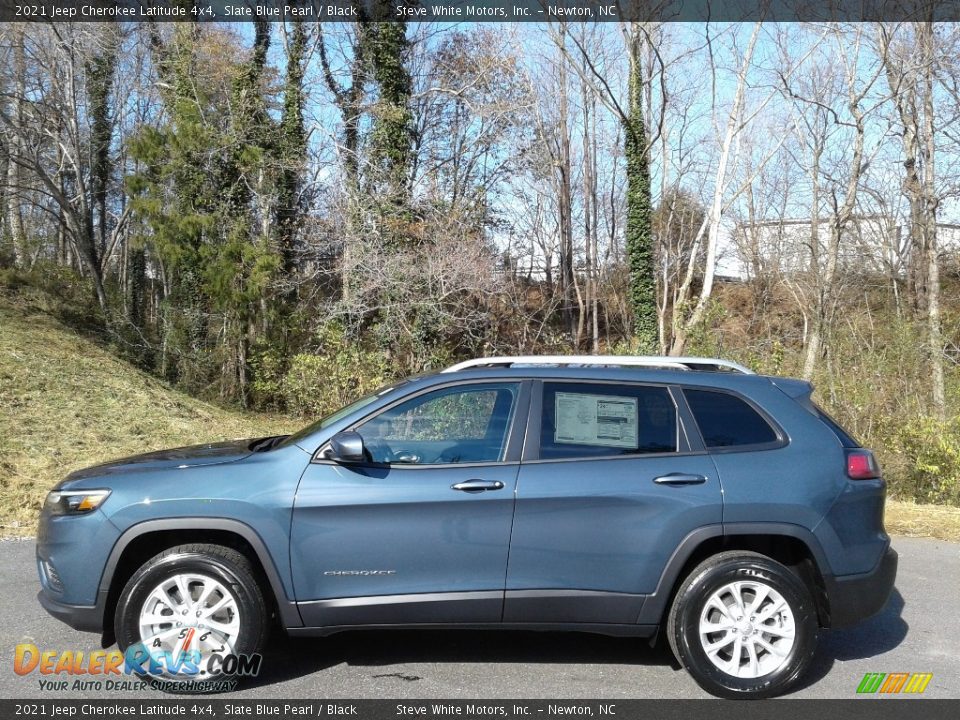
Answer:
63;439;256;482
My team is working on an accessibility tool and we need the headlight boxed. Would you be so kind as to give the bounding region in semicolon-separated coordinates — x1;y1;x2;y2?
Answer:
44;489;111;516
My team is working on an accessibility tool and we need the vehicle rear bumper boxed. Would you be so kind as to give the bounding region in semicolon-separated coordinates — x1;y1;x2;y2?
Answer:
822;545;898;628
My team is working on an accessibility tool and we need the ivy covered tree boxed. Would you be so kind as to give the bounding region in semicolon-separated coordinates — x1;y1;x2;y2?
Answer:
85;25;118;265
368;18;413;220
624;26;658;353
275;21;309;280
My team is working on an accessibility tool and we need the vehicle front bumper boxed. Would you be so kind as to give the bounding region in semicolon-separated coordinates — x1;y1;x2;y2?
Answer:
36;504;120;635
37;589;106;633
822;545;898;628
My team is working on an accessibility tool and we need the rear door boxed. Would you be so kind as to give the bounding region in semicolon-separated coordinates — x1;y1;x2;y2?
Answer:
504;380;721;623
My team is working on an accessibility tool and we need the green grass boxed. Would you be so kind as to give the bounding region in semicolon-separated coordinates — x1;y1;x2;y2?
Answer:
0;294;290;534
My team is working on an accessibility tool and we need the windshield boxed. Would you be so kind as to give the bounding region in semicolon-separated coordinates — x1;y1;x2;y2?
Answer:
279;381;409;449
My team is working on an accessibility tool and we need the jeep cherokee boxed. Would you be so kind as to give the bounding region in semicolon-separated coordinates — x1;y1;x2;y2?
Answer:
36;355;897;698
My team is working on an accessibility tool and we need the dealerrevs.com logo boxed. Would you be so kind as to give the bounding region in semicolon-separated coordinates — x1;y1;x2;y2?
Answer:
14;643;262;693
857;672;934;695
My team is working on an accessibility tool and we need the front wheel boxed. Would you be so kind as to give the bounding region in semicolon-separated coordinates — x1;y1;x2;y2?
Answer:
114;544;269;690
666;551;819;699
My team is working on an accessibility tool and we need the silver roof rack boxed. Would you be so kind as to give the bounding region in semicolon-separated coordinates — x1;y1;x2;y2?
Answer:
441;355;754;374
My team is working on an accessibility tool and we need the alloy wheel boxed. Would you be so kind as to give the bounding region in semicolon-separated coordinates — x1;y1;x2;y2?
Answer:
138;572;241;661
698;580;796;679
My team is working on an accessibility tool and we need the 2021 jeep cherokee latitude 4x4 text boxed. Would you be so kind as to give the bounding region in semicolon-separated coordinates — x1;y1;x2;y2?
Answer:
37;355;897;698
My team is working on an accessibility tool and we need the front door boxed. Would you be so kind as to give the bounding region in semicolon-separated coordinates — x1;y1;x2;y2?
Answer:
291;380;528;627
504;380;721;624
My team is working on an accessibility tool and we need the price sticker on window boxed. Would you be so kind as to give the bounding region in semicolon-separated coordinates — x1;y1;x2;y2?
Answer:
554;392;639;449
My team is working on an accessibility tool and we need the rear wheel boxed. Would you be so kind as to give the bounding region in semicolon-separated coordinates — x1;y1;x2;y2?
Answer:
114;544;269;691
666;551;818;699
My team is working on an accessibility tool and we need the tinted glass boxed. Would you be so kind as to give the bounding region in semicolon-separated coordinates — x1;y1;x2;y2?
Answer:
539;383;678;460
685;389;778;448
357;383;518;464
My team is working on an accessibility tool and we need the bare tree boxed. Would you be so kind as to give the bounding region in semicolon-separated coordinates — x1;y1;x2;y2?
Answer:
779;26;886;379
878;19;947;416
667;24;826;355
317;19;371;303
668;23;764;355
0;24;123;310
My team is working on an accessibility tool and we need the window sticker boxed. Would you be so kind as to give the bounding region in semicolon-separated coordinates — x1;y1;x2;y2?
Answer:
554;392;639;448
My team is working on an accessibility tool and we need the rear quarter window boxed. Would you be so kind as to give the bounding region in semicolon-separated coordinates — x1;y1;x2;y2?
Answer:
809;403;860;448
684;389;779;449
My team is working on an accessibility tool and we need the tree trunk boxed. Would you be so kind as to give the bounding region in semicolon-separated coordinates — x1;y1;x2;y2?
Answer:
276;21;308;282
557;25;576;345
87;27;118;266
586;80;600;354
801;144;823;380
920;22;945;416
127;247;146;330
6;25;26;267
624;24;657;353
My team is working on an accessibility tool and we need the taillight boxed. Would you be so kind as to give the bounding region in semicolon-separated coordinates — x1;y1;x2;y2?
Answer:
846;450;880;480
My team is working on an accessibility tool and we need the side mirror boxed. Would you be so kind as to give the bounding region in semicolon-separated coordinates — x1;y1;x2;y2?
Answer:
326;431;366;463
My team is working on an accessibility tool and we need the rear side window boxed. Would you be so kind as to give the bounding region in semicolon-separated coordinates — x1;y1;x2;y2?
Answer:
539;382;678;460
684;389;778;448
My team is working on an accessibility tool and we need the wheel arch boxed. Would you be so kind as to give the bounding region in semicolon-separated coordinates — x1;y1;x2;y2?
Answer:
98;518;301;644
639;523;832;627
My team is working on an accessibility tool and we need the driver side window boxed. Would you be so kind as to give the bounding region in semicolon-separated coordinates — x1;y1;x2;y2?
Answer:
356;383;519;465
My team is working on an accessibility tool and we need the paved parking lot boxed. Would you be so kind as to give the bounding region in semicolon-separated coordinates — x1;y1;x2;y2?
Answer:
2;536;956;699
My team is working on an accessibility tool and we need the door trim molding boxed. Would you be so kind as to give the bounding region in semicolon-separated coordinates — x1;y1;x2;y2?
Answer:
298;590;503;609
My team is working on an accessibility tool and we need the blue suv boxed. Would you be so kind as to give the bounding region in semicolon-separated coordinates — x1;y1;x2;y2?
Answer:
36;355;897;698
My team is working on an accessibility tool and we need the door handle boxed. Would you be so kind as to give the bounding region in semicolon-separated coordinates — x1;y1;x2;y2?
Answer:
451;479;505;492
653;473;708;485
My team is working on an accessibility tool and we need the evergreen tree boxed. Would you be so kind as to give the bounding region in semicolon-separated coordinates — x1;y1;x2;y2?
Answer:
129;25;279;400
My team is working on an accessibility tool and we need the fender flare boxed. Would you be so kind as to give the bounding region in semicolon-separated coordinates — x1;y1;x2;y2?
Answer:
99;517;302;628
637;522;830;625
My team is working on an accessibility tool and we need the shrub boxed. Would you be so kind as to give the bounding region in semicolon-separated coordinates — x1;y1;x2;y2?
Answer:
249;346;287;411
887;416;960;506
256;323;390;418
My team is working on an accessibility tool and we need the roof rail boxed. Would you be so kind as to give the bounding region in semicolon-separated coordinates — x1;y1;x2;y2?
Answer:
441;355;754;374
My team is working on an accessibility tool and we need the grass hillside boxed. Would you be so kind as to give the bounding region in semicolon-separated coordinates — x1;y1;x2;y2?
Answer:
0;294;289;533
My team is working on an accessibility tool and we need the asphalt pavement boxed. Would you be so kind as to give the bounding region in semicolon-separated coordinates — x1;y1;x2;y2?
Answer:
1;536;956;699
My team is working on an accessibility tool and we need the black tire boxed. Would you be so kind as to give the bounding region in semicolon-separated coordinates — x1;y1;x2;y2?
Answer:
114;543;269;692
666;551;818;699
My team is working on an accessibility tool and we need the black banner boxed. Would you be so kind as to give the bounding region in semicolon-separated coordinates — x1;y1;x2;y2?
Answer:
1;700;959;720
2;0;960;23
